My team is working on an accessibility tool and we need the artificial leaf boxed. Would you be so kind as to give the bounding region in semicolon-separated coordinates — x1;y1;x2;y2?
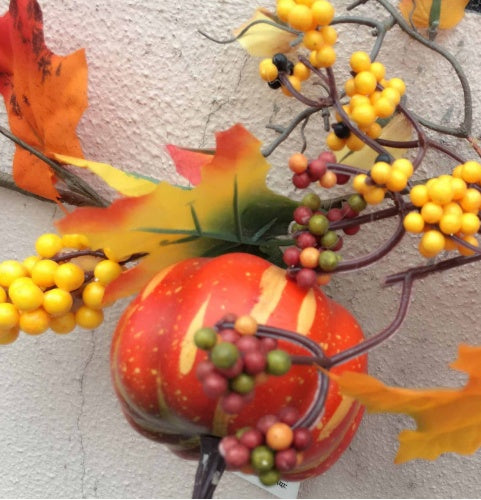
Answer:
57;124;297;303
335;114;413;168
330;344;481;463
166;145;213;185
54;154;158;197
0;0;88;200
234;8;298;58
399;0;469;29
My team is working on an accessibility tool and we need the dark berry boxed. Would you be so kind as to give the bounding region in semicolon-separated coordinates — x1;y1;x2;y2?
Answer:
268;79;281;89
336;173;350;185
286;60;294;75
375;152;392;164
343;224;361;235
272;53;289;71
332;122;351;139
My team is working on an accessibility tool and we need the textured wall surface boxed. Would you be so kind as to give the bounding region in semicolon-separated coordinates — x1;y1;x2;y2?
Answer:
0;0;481;497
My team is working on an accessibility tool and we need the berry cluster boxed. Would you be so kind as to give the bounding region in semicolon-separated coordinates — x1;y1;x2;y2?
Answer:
0;233;122;343
194;315;292;414
403;162;481;257
219;408;313;485
327;52;406;153
353;155;414;205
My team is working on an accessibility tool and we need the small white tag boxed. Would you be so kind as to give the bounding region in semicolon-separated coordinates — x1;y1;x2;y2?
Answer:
233;471;300;499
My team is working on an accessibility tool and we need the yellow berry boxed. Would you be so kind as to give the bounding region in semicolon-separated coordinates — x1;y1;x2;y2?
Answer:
365;122;382;139
363;186;385;205
427;179;453;205
234;315;258;336
421;202;443;224
458;235;479;256
288;4;314;31
353;174;370;194
370;162;392;185
351;104;376;127
439;213;462;235
31;259;59;288
35;233;63;259
344;78;357;97
451;177;467;200
50;312;76;335
259;59;279;82
281;75;302;96
381;87;401;106
354;71;377;96
410;184;429;207
303;30;324;50
311;0;335;26
94;260;122;285
54;263;85;292
452;165;464;178
345;133;365;151
277;0;296;22
61;233;89;250
350;51;371;73
460;188;481;213
460;212;481;235
43;288;73;316
403;212;424;233
22;255;41;274
385;169;408;192
326;131;345;151
349;94;370;110
19;308;50;335
293;62;310;81
391;158;414;178
0;260;28;288
420;230;445;257
320;25;337;45
461;161;481;184
370;61;386;81
0;326;19;345
75;306;104;329
314;45;336;67
373;97;395;118
0;303;19;329
82;282;106;310
369;90;382;105
387;77;406;96
443;202;463;216
0;288;6;303
8;279;44;311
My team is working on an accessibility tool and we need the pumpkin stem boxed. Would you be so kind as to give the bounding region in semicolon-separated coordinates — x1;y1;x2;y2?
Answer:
192;435;226;499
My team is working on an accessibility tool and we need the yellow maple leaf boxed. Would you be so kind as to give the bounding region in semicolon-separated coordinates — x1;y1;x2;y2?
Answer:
234;8;298;58
330;344;481;463
399;0;469;29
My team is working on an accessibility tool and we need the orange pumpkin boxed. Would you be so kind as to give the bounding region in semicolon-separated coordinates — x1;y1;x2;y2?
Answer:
111;253;367;480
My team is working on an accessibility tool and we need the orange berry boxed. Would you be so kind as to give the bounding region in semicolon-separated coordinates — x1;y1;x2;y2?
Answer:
266;422;294;450
288;153;309;174
319;170;337;188
299;247;321;268
234;315;258;336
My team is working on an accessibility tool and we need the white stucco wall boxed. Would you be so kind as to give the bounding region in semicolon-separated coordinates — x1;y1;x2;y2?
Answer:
0;0;481;497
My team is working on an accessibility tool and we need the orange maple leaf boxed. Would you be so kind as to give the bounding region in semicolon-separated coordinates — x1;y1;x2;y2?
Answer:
331;344;481;463
0;0;88;201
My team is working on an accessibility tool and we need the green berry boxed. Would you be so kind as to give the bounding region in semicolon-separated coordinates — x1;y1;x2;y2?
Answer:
259;468;281;486
348;194;367;213
210;342;239;369
319;250;340;272
266;349;291;376
308;214;329;236
230;373;255;394
291;223;307;233
320;230;339;249
251;445;275;472
194;327;218;350
301;193;321;211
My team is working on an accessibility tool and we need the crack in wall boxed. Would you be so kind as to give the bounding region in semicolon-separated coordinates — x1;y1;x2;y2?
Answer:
77;331;96;499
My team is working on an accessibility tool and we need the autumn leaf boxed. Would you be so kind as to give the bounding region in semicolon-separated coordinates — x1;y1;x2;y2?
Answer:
234;8;299;58
166;145;214;185
56;124;297;302
0;0;88;201
399;0;469;29
331;344;481;463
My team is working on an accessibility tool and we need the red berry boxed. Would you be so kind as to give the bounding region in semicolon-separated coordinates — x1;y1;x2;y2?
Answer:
318;151;336;164
283;247;300;267
219;435;239;457
336;173;350;185
221;393;246;414
343;224;360;235
293;206;313;225
203;372;228;398
296;268;317;289
225;443;250;468
327;208;344;222
275;448;298;472
256;414;279;434
259;337;278;353
236;335;261;353
216;356;244;378
196;360;216;381
342;203;357;218
243;350;267;375
293;428;313;450
278;406;300;426
296;232;317;249
308;159;327;180
239;428;264;449
330;235;344;251
219;328;240;344
292;172;311;189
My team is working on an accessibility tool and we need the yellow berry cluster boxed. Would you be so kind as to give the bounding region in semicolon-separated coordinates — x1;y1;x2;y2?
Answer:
0;233;123;344
403;161;481;258
352;158;414;205
259;0;337;95
326;51;406;152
